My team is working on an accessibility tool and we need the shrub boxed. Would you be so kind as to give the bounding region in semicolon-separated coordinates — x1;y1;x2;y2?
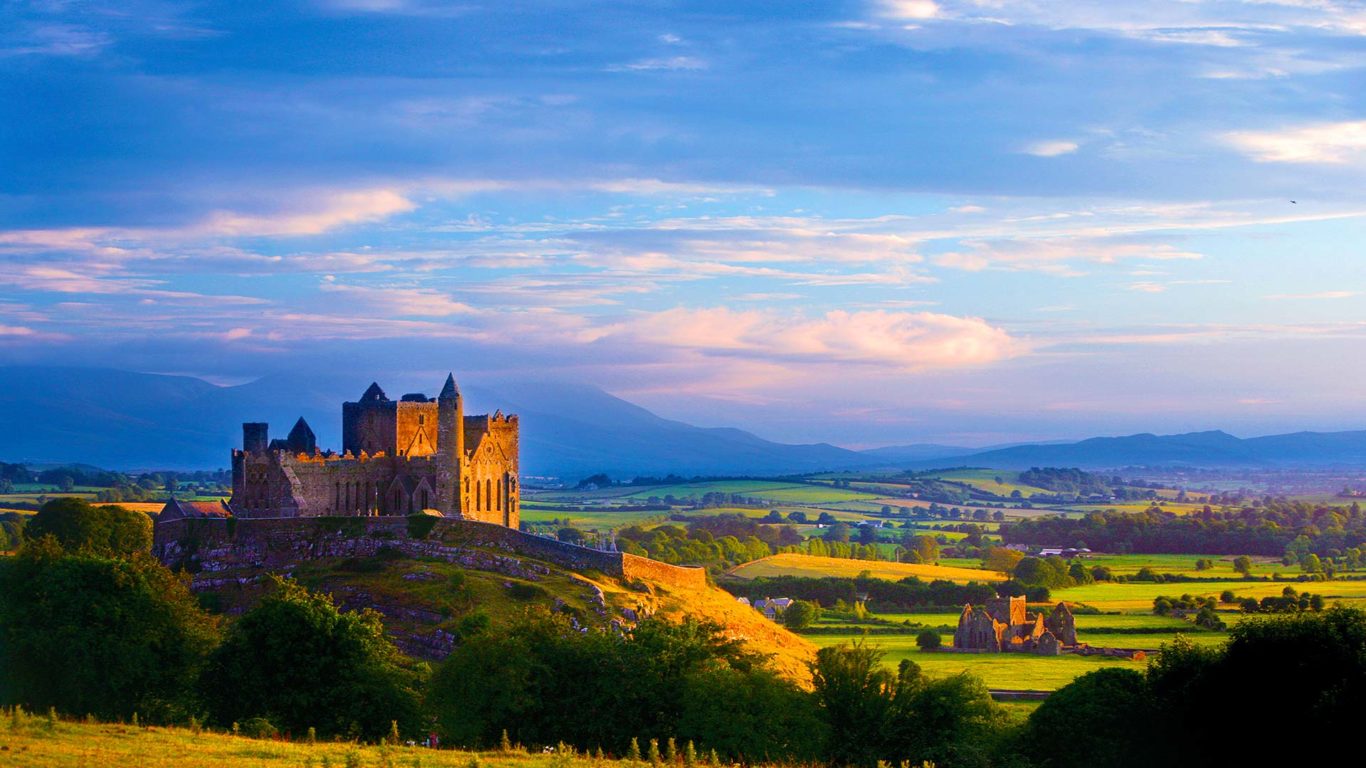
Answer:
916;630;942;650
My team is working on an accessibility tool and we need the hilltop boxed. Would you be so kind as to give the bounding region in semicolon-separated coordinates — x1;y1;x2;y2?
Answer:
178;518;817;684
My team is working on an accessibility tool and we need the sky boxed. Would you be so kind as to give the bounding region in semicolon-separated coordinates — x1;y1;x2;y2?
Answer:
1;0;1365;448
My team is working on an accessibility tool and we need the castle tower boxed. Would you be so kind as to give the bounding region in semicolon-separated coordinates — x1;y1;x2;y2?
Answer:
285;417;316;453
436;373;465;515
243;423;269;453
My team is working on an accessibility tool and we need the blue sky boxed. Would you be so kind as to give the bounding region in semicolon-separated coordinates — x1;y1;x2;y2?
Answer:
2;0;1364;447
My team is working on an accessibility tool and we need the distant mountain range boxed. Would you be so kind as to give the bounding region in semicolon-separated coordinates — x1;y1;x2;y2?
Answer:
1;366;1364;477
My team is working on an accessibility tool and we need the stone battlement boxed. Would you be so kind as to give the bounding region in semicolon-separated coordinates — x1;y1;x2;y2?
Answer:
153;515;708;592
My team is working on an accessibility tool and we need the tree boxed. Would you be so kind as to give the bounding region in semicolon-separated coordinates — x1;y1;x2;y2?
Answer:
556;527;584;545
1021;668;1157;768
0;546;217;721
1233;556;1253;577
824;523;852;543
783;600;821;630
23;498;152;557
982;546;1024;574
810;641;895;768
200;577;422;741
902;534;939;564
915;630;941;650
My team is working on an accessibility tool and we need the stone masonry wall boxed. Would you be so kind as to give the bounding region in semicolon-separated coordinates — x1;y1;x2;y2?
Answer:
154;516;704;590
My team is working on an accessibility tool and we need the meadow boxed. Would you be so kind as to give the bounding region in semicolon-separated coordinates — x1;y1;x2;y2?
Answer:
1056;577;1366;612
806;632;1161;690
0;713;613;768
729;553;1003;583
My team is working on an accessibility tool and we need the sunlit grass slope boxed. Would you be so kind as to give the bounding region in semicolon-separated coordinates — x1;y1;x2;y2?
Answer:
728;553;1002;583
0;713;615;768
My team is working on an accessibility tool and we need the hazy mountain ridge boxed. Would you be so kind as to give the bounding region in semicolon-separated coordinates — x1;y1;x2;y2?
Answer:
1;367;1363;476
0;367;877;477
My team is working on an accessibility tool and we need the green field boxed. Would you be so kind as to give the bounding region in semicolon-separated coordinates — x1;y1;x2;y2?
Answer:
1078;553;1287;579
807;632;1160;690
1057;578;1366;611
920;469;1038;498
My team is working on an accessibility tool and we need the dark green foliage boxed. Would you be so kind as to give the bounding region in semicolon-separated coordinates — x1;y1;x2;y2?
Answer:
916;630;942;650
1012;556;1073;589
0;546;217;722
428;612;816;762
1017;467;1116;497
723;574;998;611
506;581;548;600
199;577;422;741
1005;500;1366;559
1021;669;1156;768
616;514;800;568
406;513;439;539
782;599;820;629
24;498;152;556
811;641;1005;768
1030;608;1366;767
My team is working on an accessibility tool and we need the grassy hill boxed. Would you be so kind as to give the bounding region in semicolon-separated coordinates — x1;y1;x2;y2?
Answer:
0;712;613;768
195;544;817;684
727;553;1003;583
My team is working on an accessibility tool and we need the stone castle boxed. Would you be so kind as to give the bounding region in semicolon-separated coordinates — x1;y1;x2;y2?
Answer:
953;596;1077;655
228;374;519;526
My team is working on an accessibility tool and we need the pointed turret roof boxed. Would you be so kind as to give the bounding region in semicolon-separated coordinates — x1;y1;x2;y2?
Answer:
438;373;460;401
360;382;388;402
288;417;315;442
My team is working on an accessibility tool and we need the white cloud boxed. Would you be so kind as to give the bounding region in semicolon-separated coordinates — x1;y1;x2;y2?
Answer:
879;0;941;20
606;307;1022;370
1022;140;1079;158
609;56;708;72
1266;290;1358;300
198;189;416;237
1223;121;1366;164
317;282;478;317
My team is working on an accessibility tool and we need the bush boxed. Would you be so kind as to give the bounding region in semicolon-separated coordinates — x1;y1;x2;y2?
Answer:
916;630;942;650
23;498;152;557
0;547;217;721
200;576;422;741
240;716;278;739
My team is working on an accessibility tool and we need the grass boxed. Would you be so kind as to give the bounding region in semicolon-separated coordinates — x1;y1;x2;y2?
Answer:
728;553;1002;583
0;712;616;768
1079;553;1288;579
1057;578;1366;612
919;469;1037;498
806;633;1156;690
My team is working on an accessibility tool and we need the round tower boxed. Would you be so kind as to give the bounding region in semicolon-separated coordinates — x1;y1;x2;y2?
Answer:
436;373;465;515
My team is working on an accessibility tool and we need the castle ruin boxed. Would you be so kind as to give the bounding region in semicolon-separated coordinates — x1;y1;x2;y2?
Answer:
953;596;1077;655
230;374;518;526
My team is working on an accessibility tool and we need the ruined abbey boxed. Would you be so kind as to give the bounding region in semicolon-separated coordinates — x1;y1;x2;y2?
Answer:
953;596;1077;655
229;374;519;526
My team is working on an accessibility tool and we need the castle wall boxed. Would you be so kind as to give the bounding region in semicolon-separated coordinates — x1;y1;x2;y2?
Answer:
343;401;399;455
153;516;705;591
395;401;439;457
463;414;519;527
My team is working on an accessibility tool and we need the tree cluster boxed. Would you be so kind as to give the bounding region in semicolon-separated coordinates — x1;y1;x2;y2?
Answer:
1004;500;1366;562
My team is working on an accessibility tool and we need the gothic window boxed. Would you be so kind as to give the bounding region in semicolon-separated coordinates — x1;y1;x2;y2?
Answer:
486;478;493;511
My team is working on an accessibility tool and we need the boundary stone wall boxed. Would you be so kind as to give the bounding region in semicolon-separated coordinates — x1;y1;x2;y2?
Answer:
153;516;706;590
